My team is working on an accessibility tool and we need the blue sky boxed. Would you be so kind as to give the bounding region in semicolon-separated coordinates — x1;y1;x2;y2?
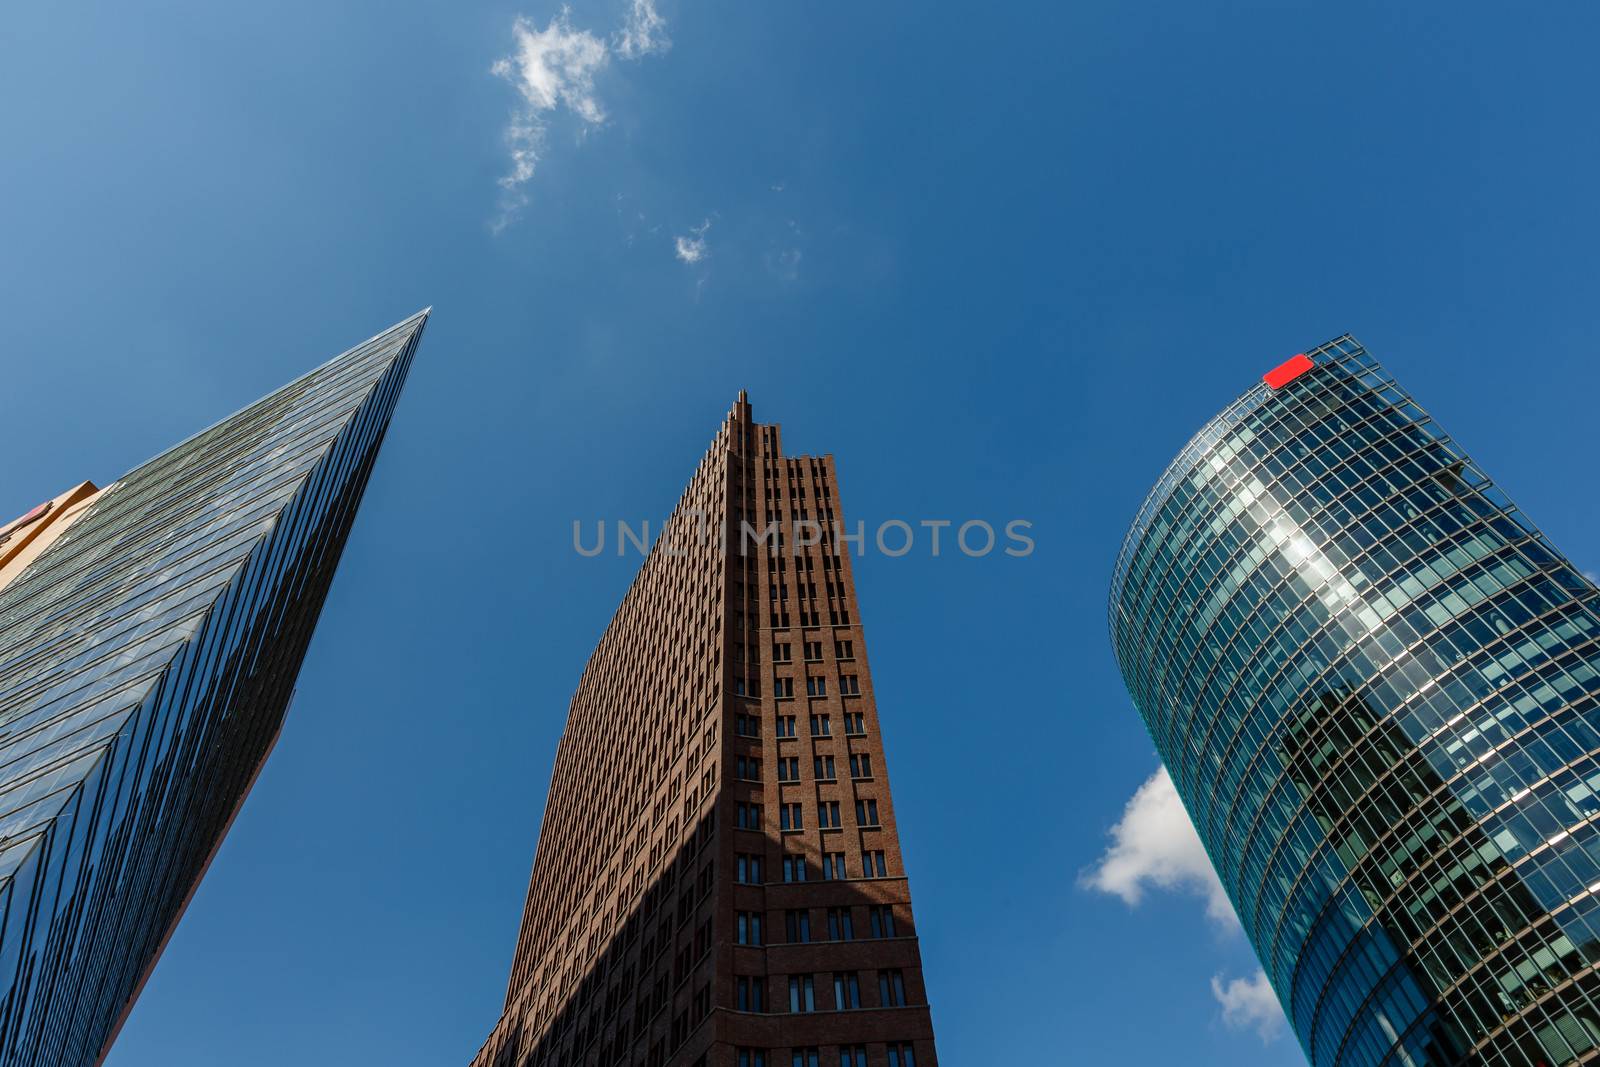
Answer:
4;2;1600;1064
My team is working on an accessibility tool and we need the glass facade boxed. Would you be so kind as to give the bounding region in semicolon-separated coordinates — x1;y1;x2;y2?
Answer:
1111;337;1600;1066
0;311;425;1066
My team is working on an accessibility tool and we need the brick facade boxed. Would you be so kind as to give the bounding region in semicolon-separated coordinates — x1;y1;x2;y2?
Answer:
471;394;938;1067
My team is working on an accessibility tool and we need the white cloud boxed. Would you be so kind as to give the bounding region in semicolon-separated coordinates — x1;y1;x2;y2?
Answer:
674;219;711;264
1211;970;1287;1042
496;10;609;123
1087;767;1288;1044
490;9;611;227
1081;765;1235;926
616;0;670;58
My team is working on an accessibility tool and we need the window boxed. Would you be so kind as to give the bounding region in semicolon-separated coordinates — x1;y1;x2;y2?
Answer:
780;803;804;831
832;971;862;1009
821;851;847;880
855;799;880;826
789;975;816;1013
675;942;693;981
886;1044;916;1067
695;982;712;1020
738;911;764;945
775;715;797;738
737;975;766;1011
814;756;837;780
862;850;887;877
736;713;761;737
791;1050;820;1067
806;676;827;697
775;678;795;698
835;640;854;660
827;907;854;941
878;969;907;1007
840;674;860;695
773;642;792;662
804;641;823;661
698;861;715;898
809;715;831;737
844;712;866;734
783;855;808;882
777;757;800;782
870;905;897;938
737;1050;768;1067
736;802;763;829
849;753;873;779
785;909;811;943
818;800;841;828
837;1048;867;1067
737;756;762;781
736;853;764;884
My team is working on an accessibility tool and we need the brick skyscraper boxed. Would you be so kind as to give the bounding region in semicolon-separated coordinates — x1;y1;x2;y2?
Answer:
471;395;937;1067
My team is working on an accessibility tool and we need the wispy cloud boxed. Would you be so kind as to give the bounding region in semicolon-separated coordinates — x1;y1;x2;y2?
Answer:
763;217;804;281
1211;970;1288;1042
491;1;670;229
491;10;610;229
674;219;711;264
766;247;802;281
1081;765;1234;926
616;0;670;58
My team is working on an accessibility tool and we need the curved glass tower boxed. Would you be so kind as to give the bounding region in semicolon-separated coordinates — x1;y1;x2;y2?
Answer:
1111;337;1600;1066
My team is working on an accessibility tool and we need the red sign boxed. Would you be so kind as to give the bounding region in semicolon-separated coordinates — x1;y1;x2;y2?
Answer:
1264;353;1313;390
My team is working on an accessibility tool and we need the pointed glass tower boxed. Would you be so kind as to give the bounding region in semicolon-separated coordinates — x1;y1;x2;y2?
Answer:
0;310;427;1067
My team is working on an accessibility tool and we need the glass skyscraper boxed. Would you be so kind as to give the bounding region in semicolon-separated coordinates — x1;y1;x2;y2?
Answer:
1112;338;1600;1066
0;311;426;1067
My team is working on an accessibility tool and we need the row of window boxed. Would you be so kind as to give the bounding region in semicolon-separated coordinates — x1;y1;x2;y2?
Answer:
733;969;911;1013
736;711;869;744
735;746;877;783
737;1047;917;1067
761;711;869;738
754;640;856;665
768;583;854;604
736;904;899;945
742;675;864;699
761;608;855;628
775;799;882;830
735;851;890;883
